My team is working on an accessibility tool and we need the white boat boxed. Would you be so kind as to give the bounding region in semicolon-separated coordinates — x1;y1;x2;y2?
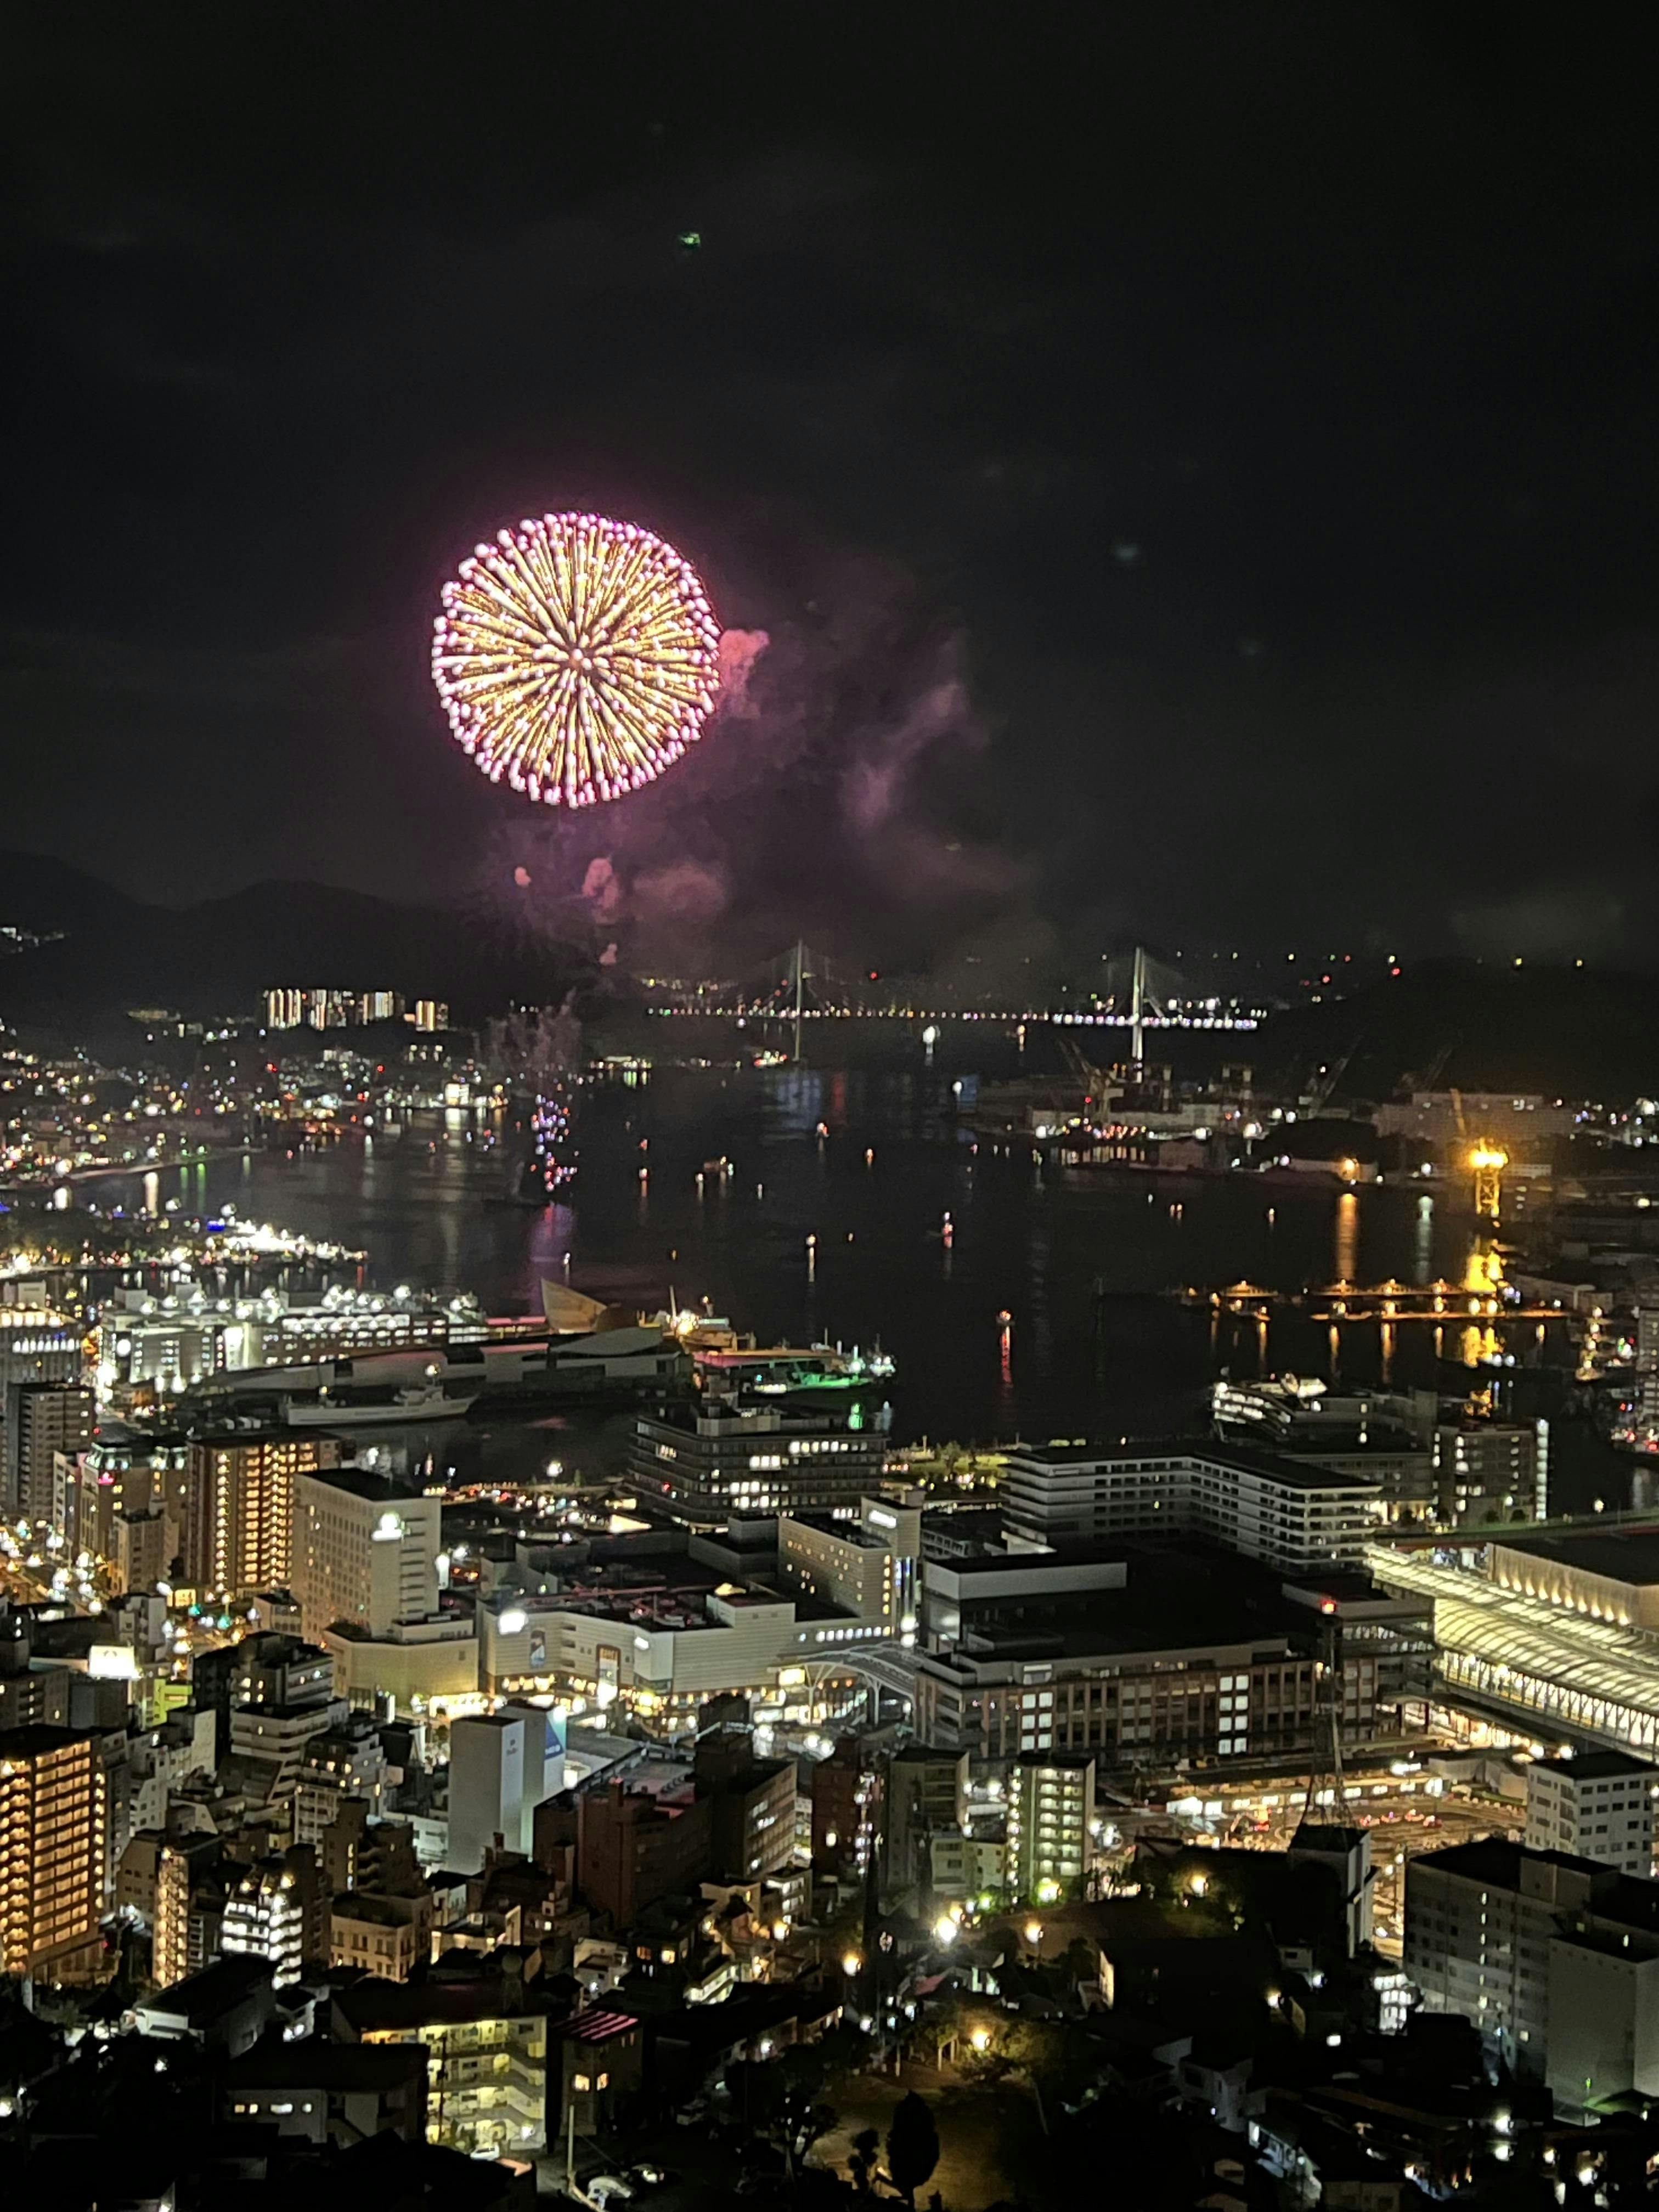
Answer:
286;1381;477;1426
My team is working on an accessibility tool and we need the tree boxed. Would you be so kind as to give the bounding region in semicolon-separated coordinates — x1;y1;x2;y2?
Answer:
887;2091;941;2209
849;2126;882;2193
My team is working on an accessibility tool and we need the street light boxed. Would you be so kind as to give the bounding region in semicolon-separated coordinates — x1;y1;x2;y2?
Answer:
1023;1920;1043;1949
933;1916;958;1946
842;1950;862;1977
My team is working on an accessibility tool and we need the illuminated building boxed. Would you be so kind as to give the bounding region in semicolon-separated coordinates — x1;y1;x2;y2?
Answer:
1525;1751;1659;1879
3;1380;93;1523
0;1725;106;1980
0;1606;70;1730
0;1312;81;1410
263;988;405;1030
778;1495;921;1637
1007;1752;1094;1898
154;1836;228;1987
448;1708;557;1874
221;1846;326;1985
410;998;448;1031
112;1506;171;1594
554;2008;644;2143
1404;1838;1659;2097
1001;1441;1381;1573
329;1892;431;1983
225;1633;344;1792
811;1737;879;1879
1212;1380;1549;1524
337;1976;549;2153
929;1830;1007;1898
293;1718;388;1844
882;1745;967;1896
695;1697;797;1883
290;1470;442;1644
633;1396;887;1527
1373;1533;1659;1754
321;1611;481;1709
913;1542;1427;1761
184;1429;341;1593
98;1280;484;1392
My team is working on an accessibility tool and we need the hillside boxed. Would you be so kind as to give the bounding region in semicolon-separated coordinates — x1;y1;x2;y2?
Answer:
0;852;594;1035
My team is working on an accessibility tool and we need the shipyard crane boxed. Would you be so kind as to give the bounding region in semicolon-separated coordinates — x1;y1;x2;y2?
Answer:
1303;1042;1359;1119
1449;1086;1506;1221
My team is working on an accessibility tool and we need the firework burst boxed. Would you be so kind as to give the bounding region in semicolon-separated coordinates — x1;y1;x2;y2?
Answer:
432;512;721;807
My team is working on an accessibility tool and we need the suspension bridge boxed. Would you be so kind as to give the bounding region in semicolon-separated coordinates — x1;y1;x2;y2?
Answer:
644;941;1267;1059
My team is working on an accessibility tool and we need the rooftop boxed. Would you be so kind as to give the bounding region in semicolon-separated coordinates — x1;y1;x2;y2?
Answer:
298;1466;429;1504
142;1952;274;2023
225;2035;426;2089
1005;1437;1381;1492
557;2006;641;2045
0;1723;95;1759
334;1973;541;2034
1495;1527;1659;1585
922;1538;1401;1668
1530;1750;1659;1781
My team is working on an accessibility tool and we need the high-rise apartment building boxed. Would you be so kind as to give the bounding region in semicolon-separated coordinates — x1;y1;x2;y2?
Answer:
290;1471;442;1644
225;1634;344;1792
0;1725;107;1980
4;1381;94;1526
154;1835;229;1987
113;1506;173;1595
183;1429;341;1594
1007;1751;1094;1898
811;1737;879;1881
264;988;415;1030
221;1845;327;1986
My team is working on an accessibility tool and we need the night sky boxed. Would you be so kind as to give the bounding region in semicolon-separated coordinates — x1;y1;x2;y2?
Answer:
7;10;1659;978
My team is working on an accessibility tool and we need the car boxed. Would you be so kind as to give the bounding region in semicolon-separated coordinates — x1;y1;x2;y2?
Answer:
588;2176;637;2207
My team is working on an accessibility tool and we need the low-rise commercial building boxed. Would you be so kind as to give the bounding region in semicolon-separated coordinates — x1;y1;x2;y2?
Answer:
912;1540;1429;1765
631;1397;887;1526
